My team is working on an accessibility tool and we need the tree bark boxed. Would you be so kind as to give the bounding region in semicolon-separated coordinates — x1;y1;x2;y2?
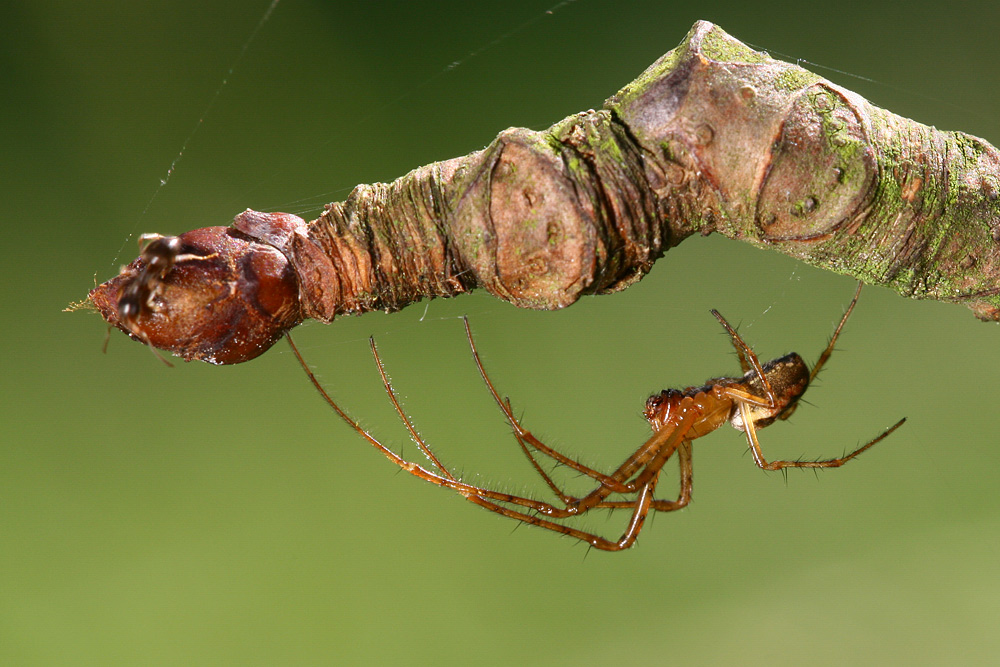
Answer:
89;20;1000;364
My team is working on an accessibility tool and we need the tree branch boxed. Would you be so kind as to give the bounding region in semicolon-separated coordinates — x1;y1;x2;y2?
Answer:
88;20;1000;365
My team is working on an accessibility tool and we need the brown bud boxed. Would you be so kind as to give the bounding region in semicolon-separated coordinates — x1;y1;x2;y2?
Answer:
89;226;302;364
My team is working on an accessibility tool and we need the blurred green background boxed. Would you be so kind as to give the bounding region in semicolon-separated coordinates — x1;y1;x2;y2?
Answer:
4;0;1000;663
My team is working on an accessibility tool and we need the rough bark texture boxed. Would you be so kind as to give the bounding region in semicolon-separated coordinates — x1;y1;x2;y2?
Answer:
610;23;1000;320
89;21;1000;364
300;109;662;321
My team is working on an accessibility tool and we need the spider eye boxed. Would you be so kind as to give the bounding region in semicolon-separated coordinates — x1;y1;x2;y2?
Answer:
643;391;672;423
118;298;138;320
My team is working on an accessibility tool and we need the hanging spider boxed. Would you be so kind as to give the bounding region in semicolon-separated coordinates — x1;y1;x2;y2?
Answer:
111;234;187;366
289;282;905;551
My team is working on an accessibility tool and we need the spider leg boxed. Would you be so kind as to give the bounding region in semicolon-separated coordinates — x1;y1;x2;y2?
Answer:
711;310;776;407
597;440;693;512
658;439;693;511
496;411;695;519
737;401;905;470
290;334;701;549
292;334;672;549
502;398;695;515
463;317;633;495
369;337;455;480
464;472;662;551
290;334;697;522
463;317;699;514
289;334;578;515
566;411;696;515
520;437;694;513
501;398;574;504
810;281;863;384
716;386;772;408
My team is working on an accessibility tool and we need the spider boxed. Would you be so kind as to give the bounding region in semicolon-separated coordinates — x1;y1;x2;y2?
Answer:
113;234;215;367
288;282;905;551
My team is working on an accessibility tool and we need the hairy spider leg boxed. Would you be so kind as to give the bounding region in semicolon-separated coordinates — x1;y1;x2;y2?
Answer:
288;334;588;513
499;397;695;514
710;310;778;408
289;333;699;550
371;329;695;519
289;280;903;550
460;405;700;550
461;315;701;517
740;401;905;471
462;318;633;496
710;281;905;471
369;337;456;480
371;327;700;520
461;317;737;516
809;280;863;386
463;475;660;551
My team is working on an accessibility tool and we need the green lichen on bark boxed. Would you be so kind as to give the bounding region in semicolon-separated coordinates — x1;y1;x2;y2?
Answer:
605;21;1000;319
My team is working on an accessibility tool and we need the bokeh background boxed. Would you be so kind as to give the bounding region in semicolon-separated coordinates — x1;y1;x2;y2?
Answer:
4;0;1000;663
